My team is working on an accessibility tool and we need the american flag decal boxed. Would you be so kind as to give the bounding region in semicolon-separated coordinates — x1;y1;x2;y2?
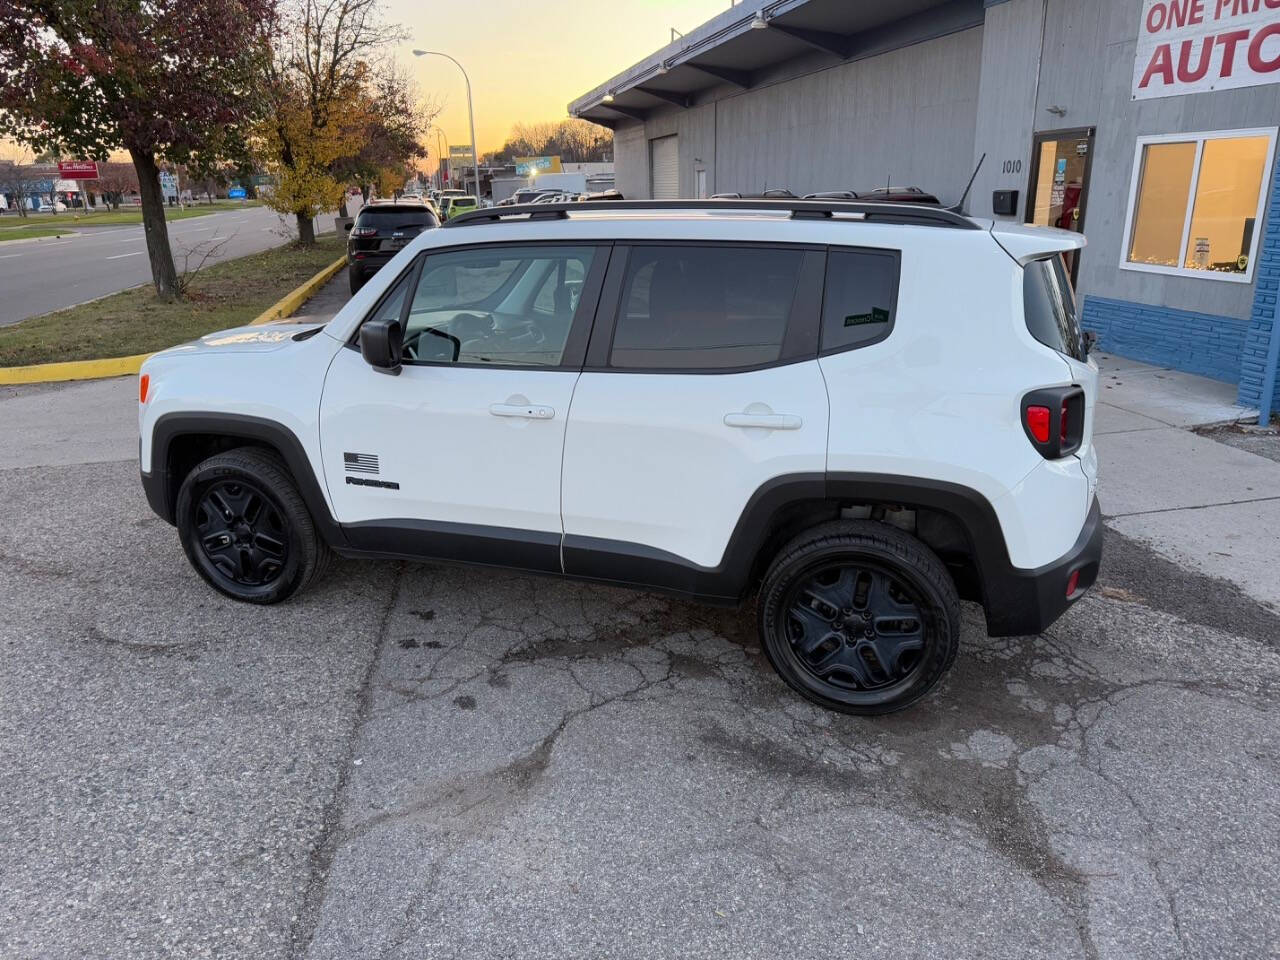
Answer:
343;452;380;475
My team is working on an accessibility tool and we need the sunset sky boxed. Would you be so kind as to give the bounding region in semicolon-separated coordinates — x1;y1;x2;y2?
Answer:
386;0;734;161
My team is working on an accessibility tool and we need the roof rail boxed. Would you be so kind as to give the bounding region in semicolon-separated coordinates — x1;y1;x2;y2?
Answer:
442;198;980;230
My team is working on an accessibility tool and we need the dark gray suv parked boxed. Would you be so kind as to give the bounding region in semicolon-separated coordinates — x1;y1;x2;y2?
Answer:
345;201;438;293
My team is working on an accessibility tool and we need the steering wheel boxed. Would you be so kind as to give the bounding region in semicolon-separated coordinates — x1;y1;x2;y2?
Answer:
403;326;460;363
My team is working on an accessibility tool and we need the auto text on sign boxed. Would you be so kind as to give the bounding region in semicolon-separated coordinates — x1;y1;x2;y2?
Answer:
1132;0;1280;100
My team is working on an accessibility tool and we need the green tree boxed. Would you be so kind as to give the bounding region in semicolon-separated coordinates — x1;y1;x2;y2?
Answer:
0;0;274;299
255;0;406;244
331;62;437;215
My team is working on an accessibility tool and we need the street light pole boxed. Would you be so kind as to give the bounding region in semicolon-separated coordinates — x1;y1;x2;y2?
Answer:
435;127;449;190
413;49;480;199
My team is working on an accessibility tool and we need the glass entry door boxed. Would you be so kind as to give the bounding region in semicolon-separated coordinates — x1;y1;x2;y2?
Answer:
1025;127;1095;281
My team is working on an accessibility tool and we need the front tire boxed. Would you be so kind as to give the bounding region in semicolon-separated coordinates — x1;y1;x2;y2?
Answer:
758;520;961;715
175;448;331;604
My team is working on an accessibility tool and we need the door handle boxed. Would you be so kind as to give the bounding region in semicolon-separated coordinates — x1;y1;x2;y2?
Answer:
723;413;803;430
490;403;554;420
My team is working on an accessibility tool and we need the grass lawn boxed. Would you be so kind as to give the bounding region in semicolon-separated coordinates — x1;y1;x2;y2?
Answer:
0;234;343;367
0;225;72;242
0;200;261;232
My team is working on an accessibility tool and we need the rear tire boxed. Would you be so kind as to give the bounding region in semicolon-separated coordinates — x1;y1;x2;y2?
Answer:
175;448;331;604
348;266;364;294
758;520;961;715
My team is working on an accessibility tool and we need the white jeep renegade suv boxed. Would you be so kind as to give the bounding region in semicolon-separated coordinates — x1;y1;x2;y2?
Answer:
139;199;1101;715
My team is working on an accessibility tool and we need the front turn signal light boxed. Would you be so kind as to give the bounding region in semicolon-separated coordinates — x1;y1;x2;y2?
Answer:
139;373;151;404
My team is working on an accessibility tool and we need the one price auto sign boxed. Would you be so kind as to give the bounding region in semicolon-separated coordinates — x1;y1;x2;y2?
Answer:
1133;0;1280;100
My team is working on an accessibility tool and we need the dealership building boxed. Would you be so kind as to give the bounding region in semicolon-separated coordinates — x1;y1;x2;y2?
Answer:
570;0;1280;416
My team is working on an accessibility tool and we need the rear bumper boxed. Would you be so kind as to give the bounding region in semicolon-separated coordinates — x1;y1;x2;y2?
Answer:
981;496;1103;637
347;252;395;272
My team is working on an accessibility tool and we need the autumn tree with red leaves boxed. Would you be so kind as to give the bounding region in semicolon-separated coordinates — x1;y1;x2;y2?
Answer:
96;162;140;209
0;0;275;300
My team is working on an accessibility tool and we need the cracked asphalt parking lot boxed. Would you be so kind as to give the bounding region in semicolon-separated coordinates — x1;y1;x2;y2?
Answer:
2;378;1279;959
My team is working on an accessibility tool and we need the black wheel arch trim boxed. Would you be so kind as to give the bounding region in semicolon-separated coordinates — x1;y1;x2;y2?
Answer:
142;424;1099;635
564;471;1100;634
141;412;349;548
824;473;1101;636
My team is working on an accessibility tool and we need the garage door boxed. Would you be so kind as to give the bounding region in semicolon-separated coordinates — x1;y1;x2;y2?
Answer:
650;135;679;199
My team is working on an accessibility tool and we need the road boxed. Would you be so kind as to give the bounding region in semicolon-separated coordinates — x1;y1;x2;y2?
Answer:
0;322;1277;957
0;205;327;327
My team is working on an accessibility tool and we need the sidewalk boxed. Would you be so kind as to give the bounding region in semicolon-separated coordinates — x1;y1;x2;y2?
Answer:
1092;353;1280;613
0;273;354;469
275;267;351;325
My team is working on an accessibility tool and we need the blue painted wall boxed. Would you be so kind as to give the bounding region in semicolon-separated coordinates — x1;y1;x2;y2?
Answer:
1081;295;1249;386
1237;154;1280;414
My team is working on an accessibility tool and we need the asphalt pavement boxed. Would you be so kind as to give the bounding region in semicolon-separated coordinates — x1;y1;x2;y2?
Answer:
1;310;1278;958
0;206;329;327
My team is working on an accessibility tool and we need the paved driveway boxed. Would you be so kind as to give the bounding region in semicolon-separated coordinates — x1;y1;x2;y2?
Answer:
1;376;1277;960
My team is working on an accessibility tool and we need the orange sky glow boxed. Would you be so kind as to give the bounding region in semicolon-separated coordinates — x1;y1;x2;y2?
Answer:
0;1;733;168
387;0;734;163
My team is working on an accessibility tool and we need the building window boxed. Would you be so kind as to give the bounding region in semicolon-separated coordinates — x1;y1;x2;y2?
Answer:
1121;128;1276;284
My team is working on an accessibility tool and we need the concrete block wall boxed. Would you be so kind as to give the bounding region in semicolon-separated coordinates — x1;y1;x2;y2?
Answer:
1081;296;1249;385
1237;156;1280;413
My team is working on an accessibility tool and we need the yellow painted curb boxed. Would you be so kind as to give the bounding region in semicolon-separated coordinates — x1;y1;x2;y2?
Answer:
0;352;152;385
250;256;346;325
0;254;347;386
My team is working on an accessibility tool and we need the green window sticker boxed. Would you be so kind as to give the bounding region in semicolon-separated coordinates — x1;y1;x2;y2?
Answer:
844;306;890;327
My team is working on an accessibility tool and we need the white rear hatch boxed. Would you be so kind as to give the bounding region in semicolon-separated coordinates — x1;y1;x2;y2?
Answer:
986;220;1099;504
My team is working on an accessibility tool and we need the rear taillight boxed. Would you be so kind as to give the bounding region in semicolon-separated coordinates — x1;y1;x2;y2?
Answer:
1026;405;1051;444
1065;569;1081;598
1021;387;1085;459
351;227;378;237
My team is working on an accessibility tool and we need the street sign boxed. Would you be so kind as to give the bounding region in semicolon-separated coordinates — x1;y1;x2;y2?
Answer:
449;145;473;159
515;156;562;176
57;160;99;179
159;172;177;189
251;174;275;186
228;187;247;199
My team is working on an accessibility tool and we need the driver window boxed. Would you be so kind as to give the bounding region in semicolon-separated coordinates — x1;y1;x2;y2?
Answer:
401;245;596;367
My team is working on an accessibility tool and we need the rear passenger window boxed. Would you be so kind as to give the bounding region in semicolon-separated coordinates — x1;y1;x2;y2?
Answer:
820;249;900;353
610;245;804;369
1023;255;1085;361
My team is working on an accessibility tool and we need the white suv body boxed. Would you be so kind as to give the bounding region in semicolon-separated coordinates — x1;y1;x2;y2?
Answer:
139;200;1101;714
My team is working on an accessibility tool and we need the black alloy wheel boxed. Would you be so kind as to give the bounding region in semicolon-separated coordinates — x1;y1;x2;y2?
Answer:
759;521;960;715
194;479;289;587
784;561;926;697
175;448;331;604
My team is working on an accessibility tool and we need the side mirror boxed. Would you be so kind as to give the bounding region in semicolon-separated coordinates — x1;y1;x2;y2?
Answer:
343;221;353;231
360;318;403;375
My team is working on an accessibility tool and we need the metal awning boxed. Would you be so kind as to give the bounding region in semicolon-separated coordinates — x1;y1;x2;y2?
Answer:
569;0;983;128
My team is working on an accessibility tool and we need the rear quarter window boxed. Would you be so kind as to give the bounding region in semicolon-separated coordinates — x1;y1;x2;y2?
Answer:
820;248;901;353
1023;255;1084;361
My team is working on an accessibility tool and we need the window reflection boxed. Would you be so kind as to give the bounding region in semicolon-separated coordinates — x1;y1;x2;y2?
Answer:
1127;142;1195;268
1183;136;1268;274
1124;131;1274;279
